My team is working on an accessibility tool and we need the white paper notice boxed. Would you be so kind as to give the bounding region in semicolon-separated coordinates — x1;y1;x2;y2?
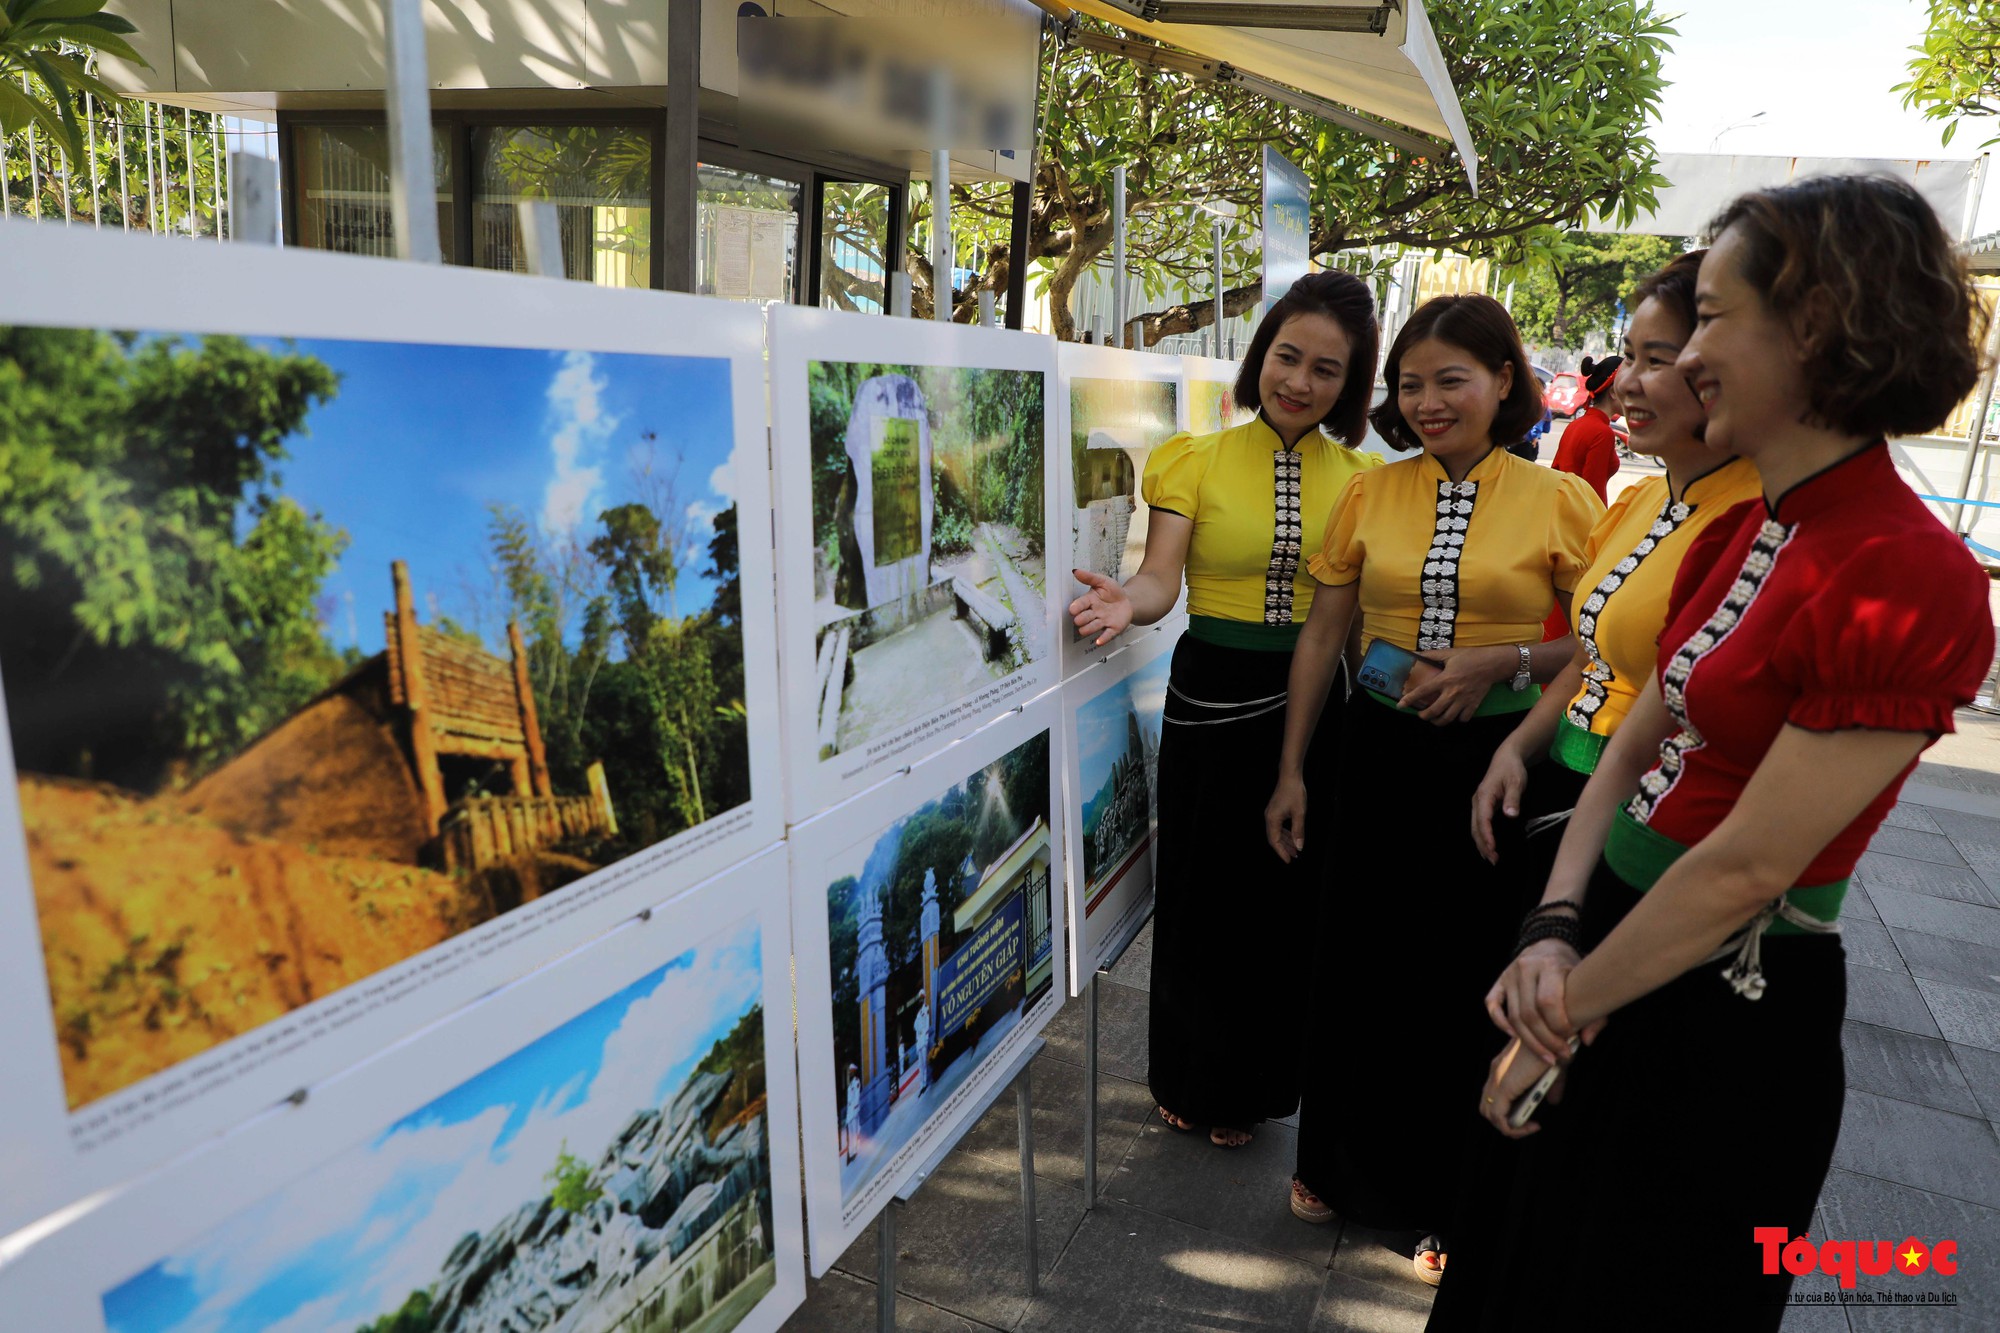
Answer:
751;213;790;300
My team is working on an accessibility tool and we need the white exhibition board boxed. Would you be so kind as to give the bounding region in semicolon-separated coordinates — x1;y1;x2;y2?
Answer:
0;220;783;1235
789;697;1065;1274
768;304;1060;820
1059;621;1180;994
0;846;806;1333
1056;343;1185;679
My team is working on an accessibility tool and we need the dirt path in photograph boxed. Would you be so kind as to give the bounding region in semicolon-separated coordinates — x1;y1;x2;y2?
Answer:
23;777;484;1109
836;613;997;750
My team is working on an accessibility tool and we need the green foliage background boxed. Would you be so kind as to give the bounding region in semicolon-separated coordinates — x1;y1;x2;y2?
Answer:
807;362;1044;568
0;327;748;856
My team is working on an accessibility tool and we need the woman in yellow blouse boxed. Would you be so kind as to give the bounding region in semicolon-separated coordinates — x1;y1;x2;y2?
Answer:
1470;252;1760;1034
1068;272;1383;1148
1263;294;1601;1280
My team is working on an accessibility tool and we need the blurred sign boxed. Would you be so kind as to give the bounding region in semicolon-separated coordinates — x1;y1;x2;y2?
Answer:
738;14;1039;157
1262;146;1310;313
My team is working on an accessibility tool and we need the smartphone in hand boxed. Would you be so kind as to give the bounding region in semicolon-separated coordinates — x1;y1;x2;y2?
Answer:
1506;1034;1583;1129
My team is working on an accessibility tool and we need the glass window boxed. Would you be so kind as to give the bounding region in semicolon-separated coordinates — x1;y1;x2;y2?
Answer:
818;180;891;313
471;125;654;288
696;163;800;305
292;124;454;261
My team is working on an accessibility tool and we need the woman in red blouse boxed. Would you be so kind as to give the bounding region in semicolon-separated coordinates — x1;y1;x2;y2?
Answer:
1431;176;1995;1330
1550;356;1622;503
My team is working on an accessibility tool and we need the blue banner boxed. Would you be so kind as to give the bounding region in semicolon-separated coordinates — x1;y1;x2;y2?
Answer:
933;890;1025;1039
1262;145;1311;314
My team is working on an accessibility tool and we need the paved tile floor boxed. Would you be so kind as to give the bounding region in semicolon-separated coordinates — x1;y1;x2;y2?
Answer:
781;737;2000;1332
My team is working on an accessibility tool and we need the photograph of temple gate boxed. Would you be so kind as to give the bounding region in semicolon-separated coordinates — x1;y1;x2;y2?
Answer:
821;731;1053;1201
1068;376;1178;610
1074;648;1170;968
0;325;751;1108
100;917;779;1333
805;361;1046;759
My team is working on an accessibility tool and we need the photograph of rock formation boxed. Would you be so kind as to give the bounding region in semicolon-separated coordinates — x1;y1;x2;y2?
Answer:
0;327;753;1108
804;361;1045;759
99;917;774;1333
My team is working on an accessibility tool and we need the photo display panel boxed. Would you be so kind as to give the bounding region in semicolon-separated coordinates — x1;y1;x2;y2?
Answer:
1056;344;1185;679
0;221;782;1233
0;847;806;1333
788;698;1065;1273
1059;622;1181;994
1181;353;1258;438
768;305;1060;821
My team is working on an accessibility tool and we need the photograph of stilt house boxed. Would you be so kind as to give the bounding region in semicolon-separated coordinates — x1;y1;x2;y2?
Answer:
0;326;751;1108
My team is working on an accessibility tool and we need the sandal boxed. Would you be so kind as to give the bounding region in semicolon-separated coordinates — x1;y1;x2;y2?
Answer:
1289;1176;1333;1225
1414;1234;1447;1288
1210;1126;1253;1148
1157;1106;1195;1133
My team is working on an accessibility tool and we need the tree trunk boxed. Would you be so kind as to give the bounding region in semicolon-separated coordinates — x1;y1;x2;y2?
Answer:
1133;282;1264;348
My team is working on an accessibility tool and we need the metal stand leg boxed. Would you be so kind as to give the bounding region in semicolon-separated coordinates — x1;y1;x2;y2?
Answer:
1016;1065;1039;1298
1083;973;1099;1207
876;1203;896;1332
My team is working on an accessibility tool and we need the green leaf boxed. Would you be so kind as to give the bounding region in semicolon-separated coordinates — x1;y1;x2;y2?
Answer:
29;21;142;64
16;0;112;20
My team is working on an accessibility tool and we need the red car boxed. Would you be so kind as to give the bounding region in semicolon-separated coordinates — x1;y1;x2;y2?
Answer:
1545;371;1588;418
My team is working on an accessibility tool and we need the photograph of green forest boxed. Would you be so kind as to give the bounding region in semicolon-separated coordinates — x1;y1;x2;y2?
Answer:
806;360;1046;758
0;325;751;1108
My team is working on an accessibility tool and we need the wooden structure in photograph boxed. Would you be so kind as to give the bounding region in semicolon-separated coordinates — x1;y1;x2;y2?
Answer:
383;561;615;870
182;561;615;875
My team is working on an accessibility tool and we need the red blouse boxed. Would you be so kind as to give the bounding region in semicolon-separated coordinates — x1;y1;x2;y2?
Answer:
1553;406;1620;503
1631;443;1994;886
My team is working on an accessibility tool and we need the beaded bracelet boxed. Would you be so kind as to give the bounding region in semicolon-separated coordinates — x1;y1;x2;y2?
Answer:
1514;916;1583;958
1524;899;1582;920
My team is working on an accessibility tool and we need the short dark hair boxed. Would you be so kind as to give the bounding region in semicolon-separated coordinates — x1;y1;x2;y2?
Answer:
1706;175;1987;438
1232;270;1381;446
1628;248;1706;336
1369;294;1543;452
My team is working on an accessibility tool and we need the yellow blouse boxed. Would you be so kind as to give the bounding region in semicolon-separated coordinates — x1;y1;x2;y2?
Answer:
1308;447;1603;653
1141;415;1384;625
1564;457;1763;738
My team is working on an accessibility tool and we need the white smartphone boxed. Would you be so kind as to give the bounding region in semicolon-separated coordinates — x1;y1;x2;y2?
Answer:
1506;1035;1583;1129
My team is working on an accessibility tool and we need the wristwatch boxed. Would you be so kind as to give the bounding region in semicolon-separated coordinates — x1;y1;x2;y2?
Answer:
1509;643;1533;692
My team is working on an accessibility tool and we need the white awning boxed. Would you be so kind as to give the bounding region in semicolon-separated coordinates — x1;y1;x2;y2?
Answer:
1589;152;1989;242
1059;0;1478;191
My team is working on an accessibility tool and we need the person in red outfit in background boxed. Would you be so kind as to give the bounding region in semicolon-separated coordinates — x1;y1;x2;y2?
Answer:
1552;356;1622;502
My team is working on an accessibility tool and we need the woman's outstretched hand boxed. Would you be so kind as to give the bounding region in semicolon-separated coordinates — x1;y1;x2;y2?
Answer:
1264;776;1308;864
1068;568;1133;646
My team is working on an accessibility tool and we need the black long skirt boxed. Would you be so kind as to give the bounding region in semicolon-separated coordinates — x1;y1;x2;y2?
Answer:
1498;757;1591;905
1294;690;1541;1232
1147;633;1338;1130
1427;863;1846;1332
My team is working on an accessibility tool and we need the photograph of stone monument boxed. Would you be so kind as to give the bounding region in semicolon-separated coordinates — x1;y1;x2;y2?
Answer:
98;916;778;1333
806;361;1046;759
1068;376;1178;631
821;730;1053;1201
0;326;755;1109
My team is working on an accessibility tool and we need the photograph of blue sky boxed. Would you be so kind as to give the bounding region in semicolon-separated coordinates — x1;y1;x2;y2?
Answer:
244;337;739;657
100;918;765;1333
1075;651;1169;806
